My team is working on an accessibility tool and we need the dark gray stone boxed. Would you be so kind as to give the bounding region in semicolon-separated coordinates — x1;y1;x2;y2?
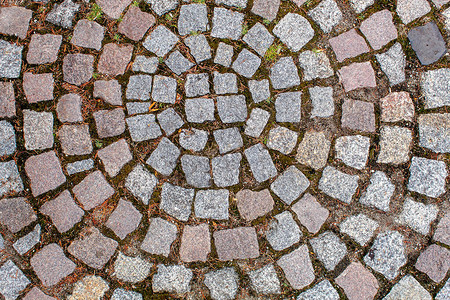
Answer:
408;22;446;65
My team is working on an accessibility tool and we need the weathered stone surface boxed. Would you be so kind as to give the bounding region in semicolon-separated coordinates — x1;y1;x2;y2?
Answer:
165;50;194;75
152;75;177;103
205;267;239;300
56;94;83;122
126;75;152;100
340;214;378;246
147;137;180;176
94;80;122;106
185;98;215;123
330;29;369;62
349;0;374;13
185;73;209;97
98;139;132;177
0;82;15;117
415;244;450;283
132;55;158;74
310;86;334;118
421;68;450;109
125;164;157;205
408;22;446;65
147;0;178;16
23;73;54;103
63;53;94;86
179;128;208;152
160;183;195;221
270;166;309;205
243;23;274;56
397;0;431;24
217;95;247;123
251;0;280;21
319;166;359;204
275;91;302;123
185;34;211;63
236;189;273;221
68;227;118;269
297;280;339;300
277;245;315;289
73;170;114;210
23;110;53;151
66;159;94;175
380;92;414;122
339;62;377;92
95;0;131;19
336;262;379;300
311;231;347;271
359;171;394;212
232;49;261;78
434;212;450;246
40;190;84;233
308;0;342;33
377;126;412;164
23;287;56;300
72;19;104;50
106;199;142;239
211;7;243;40
126;114;162;142
13;224;40;255
181;155;211;188
212;153;241;187
0;6;32;39
335;135;370;170
213;227;259;260
214;42;234;67
0;197;36;233
360;10;397;50
0;161;23;197
267;126;298;155
143;25;179;57
30;243;75;287
248;79;270;103
141;217;177;257
292;193;329;234
152;265;193;294
270;57;300;90
376;43;406;86
68;275;109;300
249;264;281;295
0;260;30;299
178;4;208;35
419;113;450;153
216;0;248;8
27;34;62;64
341;99;376;132
94;108;126;138
273;13;314;52
98;43;133;76
437;279;450;300
59;124;92;156
245;108;270;138
46;0;79;28
25;151;66;197
157;108;184;136
111;289;143;300
180;223;211;262
266;211;301;251
213;127;243;154
119;6;155;41
245;144;277;183
407;156;447;198
0;121;15;156
0;40;22;79
113;252;152;283
213;72;238;95
397;198;438;235
384;275;431;300
299;51;333;81
296;131;331;170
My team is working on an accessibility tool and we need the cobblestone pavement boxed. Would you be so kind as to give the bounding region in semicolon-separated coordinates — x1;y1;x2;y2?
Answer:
0;0;449;299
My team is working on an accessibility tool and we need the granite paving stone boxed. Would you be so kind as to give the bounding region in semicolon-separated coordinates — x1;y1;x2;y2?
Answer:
249;264;281;295
214;42;234;67
72;170;114;210
308;0;342;33
296;130;331;170
152;75;177;103
377;126;412;164
126;114;162;142
437;279;450;300
96;0;132;19
68;275;109;300
0;6;32;39
407;156;447;198
340;214;379;246
179;223;211;262
266;211;301;251
277;245;315;289
243;23;274;56
181;155;211;188
211;7;244;40
0;82;15;117
178;4;208;36
408;22;446;65
309;86;335;118
157;108;184;136
204;267;239;300
63;53;94;86
349;0;374;13
339;62;377;92
126;102;152;115
359;171;395;212
248;79;270;103
384;275;431;299
432;0;450;7
213;227;259;260
106;199;142;239
12;224;40;255
292;193;329;234
213;127;243;154
319;166;359;204
269;57;300;90
119;6;155;41
251;0;280;21
335;135;370;170
56;94;83;122
360;10;397;50
213;72;238;95
397;198;438;235
143;25;179;57
0;197;36;233
111;289;143;300
330;29;369;62
147;0;179;16
236;189;273;221
195;190;231;220
125;164;157;205
147;137;180;176
443;8;450;32
297;280;339;300
185;73;209;97
0;40;22;79
311;231;347;271
270;166;309;205
419;113;450;153
232;49;261;78
23;73;54;103
397;0;431;24
415;244;450;283
23;288;56;300
98;43;133;76
275;91;302;123
126;75;152;100
421;68;450;109
59;124;93;156
27;34;62;65
0;260;30;299
341;99;376;132
165;50;194;75
71;19;105;50
267;126;298;154
152;265;193;294
298;50;334;81
132;55;159;73
94;80;122;106
211;153;241;187
217;95;247;123
113;252;152;283
160;183;195;221
0;121;16;156
94;108;126;138
45;0;79;28
434;212;450;246
245;108;270;138
65;158;94;174
216;0;248;8
380;92;414;122
179;128;208;152
0;161;24;197
336;262;379;300
141;217;177;256
376;43;406;86
185;34;211;63
245;144;277;183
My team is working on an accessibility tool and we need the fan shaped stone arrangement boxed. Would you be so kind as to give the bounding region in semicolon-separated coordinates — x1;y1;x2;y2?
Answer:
0;0;449;299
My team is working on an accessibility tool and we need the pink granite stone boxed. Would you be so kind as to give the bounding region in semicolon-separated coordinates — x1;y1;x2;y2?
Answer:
329;29;370;62
213;227;259;261
96;0;132;19
97;139;132;177
339;62;377;92
106;199;142;239
56;93;83;123
97;43;133;75
179;223;211;262
27;34;62;64
0;82;15;118
380;92;415;122
236;189;274;221
252;0;281;21
93;80;122;106
0;6;32;39
415;244;450;283
277;245;315;289
341;99;376;133
23;287;56;300
119;6;155;41
72;170;114;210
23;73;54;103
291;193;329;234
360;10;397;50
336;262;379;300
0;197;36;233
434;212;450;246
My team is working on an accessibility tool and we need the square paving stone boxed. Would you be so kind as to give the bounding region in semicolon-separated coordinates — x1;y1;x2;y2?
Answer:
141;217;177;257
292;193;329;234
96;0;132;19
27;34;62;64
330;29;369;62
94;108;126;138
244;144;277;183
143;25;179;57
415;244;450;283
56;93;83;122
125;164;157;205
298;280;339;300
236;189;274;221
408;22;446;65
160;183;195;222
106;199;142;239
0;82;15;118
217;95;247;123
421;68;450;109
267;126;298;155
73;170;114;210
335;135;370;170
152;265;193;294
98;43;133;76
126;75;152;100
93;80;122;106
249;264;281;295
71;19;105;50
45;0;79;28
40;190;84;233
0;197;36;233
23;73;54;103
419;113;450;153
377;126;412;164
298;50;334;81
270;57;300;90
165;50;194;75
179;223;211;262
211;7;243;40
178;4;208;35
0;6;32;39
364;230;407;280
63;53;94;86
132;55;159;74
23;287;56;300
308;0;342;33
59;124;92;156
380;92;414;122
179;128;208;152
98;139;132;177
270;166;309;205
385;275;432;299
434;212;450;246
185;73;210;97
359;171;395;212
214;42;233;67
181;155;211;188
243;22;274;56
213;127;243;154
194;189;229;220
397;198;438;235
376;43;406;86
119;6;155;41
30;243;75;287
185;34;211;63
127;114;162;142
319;166;359;204
66;159;94;175
205;267;239;300
277;245;315;289
310;231;347;271
213;72;238;95
310;86;334;118
157;108;184;136
335;262;379;300
0;121;16;156
0;40;22;79
273;13;314;52
341;99;375;132
152;75;177;103
211;153;242;187
252;0;280;21
25;151;66;197
296;130;331;170
360;10;397;50
339;61;377;92
248;79;270;103
0;260;30;299
113;252;152;283
275;91;302;123
232;49;261;78
0;161;23;197
69;275;109;299
396;0;431;24
245;108;270;138
68;227;118;269
349;0;374;12
213;227;259;260
340;214;379;246
147;137;180;176
266;211;301;251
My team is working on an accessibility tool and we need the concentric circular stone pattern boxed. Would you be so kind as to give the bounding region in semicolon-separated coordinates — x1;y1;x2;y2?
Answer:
0;0;450;299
